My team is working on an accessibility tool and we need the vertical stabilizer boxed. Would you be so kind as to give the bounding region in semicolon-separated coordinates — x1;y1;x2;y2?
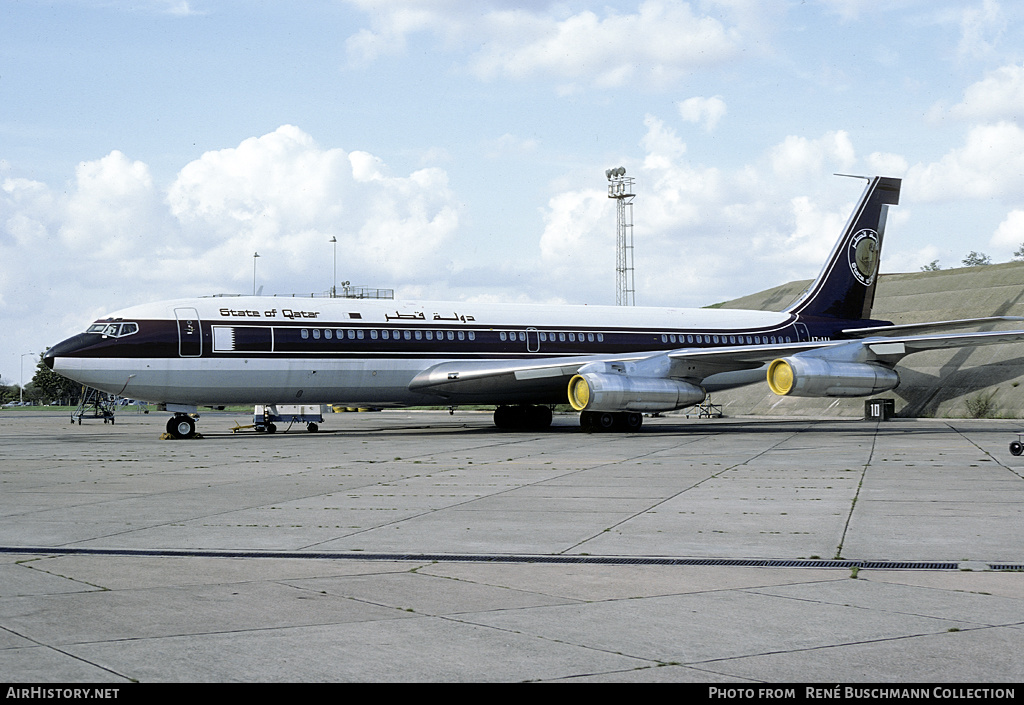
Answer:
786;176;901;321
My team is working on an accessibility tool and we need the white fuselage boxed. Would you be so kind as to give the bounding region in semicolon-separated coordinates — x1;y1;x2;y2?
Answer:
50;295;798;407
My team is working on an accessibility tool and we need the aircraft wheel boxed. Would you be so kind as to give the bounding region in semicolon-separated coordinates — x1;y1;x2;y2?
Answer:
166;415;196;439
1010;441;1022;456
580;411;641;432
307;422;319;433
526;405;552;430
495;405;552;430
580;410;615;431
623;412;643;431
266;423;277;434
494;405;515;429
579;411;595;431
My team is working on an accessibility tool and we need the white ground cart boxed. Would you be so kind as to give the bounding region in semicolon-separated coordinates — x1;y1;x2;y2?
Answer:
251;404;326;433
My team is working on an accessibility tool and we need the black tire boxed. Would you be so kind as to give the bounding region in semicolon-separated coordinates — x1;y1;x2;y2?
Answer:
1010;441;1023;456
494;405;514;429
266;423;277;434
307;422;318;433
526;405;552;430
166;415;196;439
579;411;595;431
623;412;643;431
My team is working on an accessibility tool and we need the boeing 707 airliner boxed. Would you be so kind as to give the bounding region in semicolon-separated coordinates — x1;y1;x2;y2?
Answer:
45;176;1024;437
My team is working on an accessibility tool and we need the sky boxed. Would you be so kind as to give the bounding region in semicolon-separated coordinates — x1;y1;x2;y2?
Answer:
2;0;1024;386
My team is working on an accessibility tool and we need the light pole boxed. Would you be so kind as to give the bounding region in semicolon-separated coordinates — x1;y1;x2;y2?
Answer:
606;166;635;306
330;236;337;297
20;352;35;404
252;251;260;295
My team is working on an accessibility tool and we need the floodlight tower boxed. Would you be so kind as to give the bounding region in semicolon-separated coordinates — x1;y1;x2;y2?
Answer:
606;166;635;306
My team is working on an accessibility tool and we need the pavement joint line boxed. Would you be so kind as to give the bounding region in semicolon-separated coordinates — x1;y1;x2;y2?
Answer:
563;425;812;554
4;546;1021;570
835;422;878;559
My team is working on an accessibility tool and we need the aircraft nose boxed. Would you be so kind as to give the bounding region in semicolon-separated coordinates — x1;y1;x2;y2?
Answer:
44;333;98;369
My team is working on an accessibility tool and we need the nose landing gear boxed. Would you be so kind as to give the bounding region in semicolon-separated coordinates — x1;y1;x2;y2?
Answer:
165;414;198;439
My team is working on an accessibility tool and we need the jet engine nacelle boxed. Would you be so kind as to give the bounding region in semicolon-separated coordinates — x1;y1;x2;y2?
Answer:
766;356;899;397
568;373;706;413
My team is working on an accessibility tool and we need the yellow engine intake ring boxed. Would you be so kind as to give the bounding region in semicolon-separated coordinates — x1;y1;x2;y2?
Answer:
766;359;795;396
567;374;591;411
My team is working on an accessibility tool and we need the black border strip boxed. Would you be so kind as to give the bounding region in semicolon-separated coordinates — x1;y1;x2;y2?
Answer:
0;546;984;569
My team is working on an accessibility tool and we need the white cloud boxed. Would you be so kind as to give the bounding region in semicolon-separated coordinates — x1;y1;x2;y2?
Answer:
906;121;1024;201
817;0;878;21
769;131;856;182
677;96;727;132
957;0;1006;60
950;62;1024;122
474;1;741;87
0;126;462;375
161;1;205;17
538;188;611;275
343;0;459;64
991;209;1024;250
533;116;870;307
343;0;743;89
866;152;909;177
61;151;163;261
166;126;459;285
881;242;943;274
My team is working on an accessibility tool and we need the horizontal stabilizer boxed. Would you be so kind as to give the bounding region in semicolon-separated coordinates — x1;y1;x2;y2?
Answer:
842;317;1024;338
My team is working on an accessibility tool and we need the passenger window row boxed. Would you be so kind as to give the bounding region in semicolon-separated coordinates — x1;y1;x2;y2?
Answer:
295;328;793;346
301;328;477;341
661;333;792;345
298;329;614;344
499;331;605;343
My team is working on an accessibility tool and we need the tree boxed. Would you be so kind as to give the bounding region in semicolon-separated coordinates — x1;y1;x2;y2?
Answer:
962;251;992;266
920;260;941;271
31;354;82;406
1014;243;1024;261
0;375;17;404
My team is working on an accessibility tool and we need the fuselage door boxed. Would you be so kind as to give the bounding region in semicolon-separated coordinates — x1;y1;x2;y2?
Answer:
175;307;202;357
794;322;810;342
527;328;540;353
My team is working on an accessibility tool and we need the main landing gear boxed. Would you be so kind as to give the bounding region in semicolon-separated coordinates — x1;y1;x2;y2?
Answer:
579;410;643;432
493;404;553;430
492;406;644;432
166;414;198;439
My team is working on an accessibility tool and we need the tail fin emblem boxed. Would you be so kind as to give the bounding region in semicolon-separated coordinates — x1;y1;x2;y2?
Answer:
849;229;879;286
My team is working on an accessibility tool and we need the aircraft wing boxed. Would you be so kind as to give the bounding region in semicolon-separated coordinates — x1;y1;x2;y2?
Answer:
410;329;1024;404
408;354;623;401
407;340;842;403
408;340;830;401
665;329;1024;371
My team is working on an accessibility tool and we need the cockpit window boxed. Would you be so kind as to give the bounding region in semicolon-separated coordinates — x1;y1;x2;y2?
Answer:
87;322;139;338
